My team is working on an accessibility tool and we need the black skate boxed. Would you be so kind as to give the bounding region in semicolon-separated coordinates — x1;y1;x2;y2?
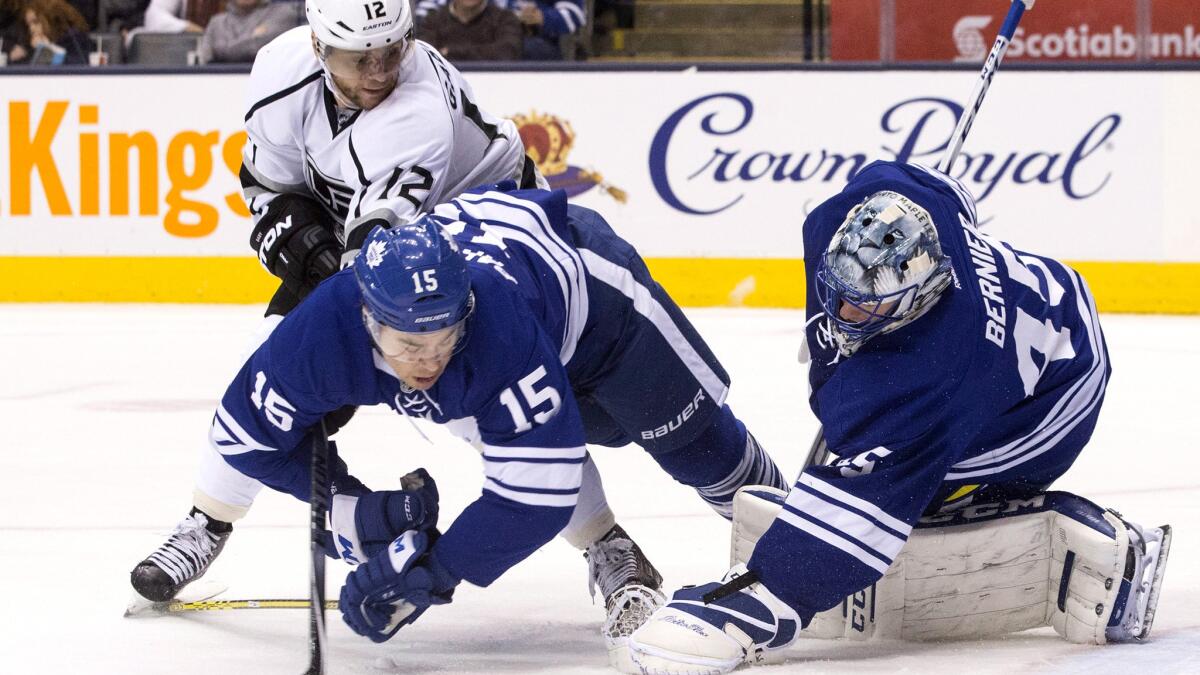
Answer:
585;524;666;672
130;510;232;605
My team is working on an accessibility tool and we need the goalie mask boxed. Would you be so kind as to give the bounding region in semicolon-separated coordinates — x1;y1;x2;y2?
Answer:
355;218;473;365
814;190;953;356
307;0;413;110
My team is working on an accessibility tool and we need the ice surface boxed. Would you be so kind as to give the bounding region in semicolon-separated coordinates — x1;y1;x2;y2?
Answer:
1;305;1197;674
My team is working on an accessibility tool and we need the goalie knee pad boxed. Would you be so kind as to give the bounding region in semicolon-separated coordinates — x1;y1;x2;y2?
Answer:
729;488;1171;645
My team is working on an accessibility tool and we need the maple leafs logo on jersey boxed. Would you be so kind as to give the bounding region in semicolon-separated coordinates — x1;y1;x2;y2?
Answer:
365;239;388;268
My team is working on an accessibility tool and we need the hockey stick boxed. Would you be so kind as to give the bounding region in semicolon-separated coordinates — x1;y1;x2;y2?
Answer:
800;425;830;473
938;0;1036;174
139;595;343;612
798;2;1038;474
305;421;332;675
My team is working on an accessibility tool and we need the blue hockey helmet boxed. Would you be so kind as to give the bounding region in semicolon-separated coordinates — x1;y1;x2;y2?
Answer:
355;218;473;357
814;190;953;356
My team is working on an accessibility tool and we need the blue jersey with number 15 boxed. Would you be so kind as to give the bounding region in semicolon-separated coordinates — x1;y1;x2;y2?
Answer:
208;187;604;588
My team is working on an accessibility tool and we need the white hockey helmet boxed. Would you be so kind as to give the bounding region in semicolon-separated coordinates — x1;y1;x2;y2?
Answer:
306;0;413;52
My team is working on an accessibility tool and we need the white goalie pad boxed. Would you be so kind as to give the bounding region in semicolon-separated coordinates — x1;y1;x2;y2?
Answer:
730;487;1161;645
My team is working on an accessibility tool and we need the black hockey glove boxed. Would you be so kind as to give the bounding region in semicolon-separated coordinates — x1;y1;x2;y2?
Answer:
250;193;341;298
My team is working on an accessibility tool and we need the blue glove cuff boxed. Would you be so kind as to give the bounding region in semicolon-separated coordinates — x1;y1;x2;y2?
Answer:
421;550;461;599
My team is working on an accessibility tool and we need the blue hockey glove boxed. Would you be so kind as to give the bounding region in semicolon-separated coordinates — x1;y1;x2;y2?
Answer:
339;530;458;643
329;468;440;564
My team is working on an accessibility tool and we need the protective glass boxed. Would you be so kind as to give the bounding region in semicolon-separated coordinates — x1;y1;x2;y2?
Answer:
363;309;466;363
323;41;409;79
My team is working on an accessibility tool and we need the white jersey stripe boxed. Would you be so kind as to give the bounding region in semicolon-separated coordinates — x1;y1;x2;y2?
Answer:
797;473;911;535
210;405;277;455
578;249;730;406
785;485;908;561
483;453;585;492
481;444;587;460
777;508;891;574
483;478;579;508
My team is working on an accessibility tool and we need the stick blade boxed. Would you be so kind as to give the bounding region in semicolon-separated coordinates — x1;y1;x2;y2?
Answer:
123;579;229;618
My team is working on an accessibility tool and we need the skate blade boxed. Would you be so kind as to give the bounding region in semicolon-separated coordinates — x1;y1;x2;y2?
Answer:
1137;524;1172;640
124;579;229;617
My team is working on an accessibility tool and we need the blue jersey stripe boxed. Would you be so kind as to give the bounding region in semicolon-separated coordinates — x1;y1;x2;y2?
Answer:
488;476;581;496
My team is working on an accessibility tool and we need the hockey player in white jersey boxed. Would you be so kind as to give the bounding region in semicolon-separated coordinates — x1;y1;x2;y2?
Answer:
628;162;1172;674
128;0;672;642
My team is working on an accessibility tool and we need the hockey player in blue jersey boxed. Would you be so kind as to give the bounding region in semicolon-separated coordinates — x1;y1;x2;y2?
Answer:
628;161;1173;674
208;185;788;653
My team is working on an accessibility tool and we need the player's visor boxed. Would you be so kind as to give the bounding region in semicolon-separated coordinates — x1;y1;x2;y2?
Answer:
322;39;410;78
363;310;467;363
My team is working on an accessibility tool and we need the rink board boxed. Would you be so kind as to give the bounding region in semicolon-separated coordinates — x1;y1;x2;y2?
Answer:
1;68;1198;311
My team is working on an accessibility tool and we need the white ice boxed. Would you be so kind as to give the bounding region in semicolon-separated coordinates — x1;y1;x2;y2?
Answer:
1;305;1197;674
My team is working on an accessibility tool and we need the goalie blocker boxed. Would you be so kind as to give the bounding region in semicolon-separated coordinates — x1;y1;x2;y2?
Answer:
731;486;1171;645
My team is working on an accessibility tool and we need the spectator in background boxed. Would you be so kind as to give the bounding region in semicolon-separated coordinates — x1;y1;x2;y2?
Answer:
66;0;96;29
103;0;152;34
513;0;583;60
418;0;521;62
199;0;298;63
11;0;93;63
415;0;585;60
2;0;32;62
142;0;220;33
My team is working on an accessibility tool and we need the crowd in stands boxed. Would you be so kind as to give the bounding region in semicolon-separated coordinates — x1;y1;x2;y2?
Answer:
416;0;587;61
0;0;597;66
2;0;95;64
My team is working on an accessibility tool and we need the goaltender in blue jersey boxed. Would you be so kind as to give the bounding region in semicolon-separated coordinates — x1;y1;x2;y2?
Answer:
629;161;1173;674
209;184;787;645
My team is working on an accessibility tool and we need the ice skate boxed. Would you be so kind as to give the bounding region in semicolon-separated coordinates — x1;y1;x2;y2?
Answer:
127;510;232;614
1105;519;1173;642
585;524;666;673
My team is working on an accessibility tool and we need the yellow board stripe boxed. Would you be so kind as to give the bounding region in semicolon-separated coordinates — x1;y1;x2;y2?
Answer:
1;256;1199;313
0;256;277;303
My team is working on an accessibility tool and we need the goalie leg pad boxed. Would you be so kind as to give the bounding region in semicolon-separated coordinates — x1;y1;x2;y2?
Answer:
730;487;1170;645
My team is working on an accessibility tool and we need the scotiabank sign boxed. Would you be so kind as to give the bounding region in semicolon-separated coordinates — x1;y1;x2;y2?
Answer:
833;0;1200;61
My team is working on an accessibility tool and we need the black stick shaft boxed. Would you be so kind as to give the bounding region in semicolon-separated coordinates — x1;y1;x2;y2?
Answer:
304;422;331;675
